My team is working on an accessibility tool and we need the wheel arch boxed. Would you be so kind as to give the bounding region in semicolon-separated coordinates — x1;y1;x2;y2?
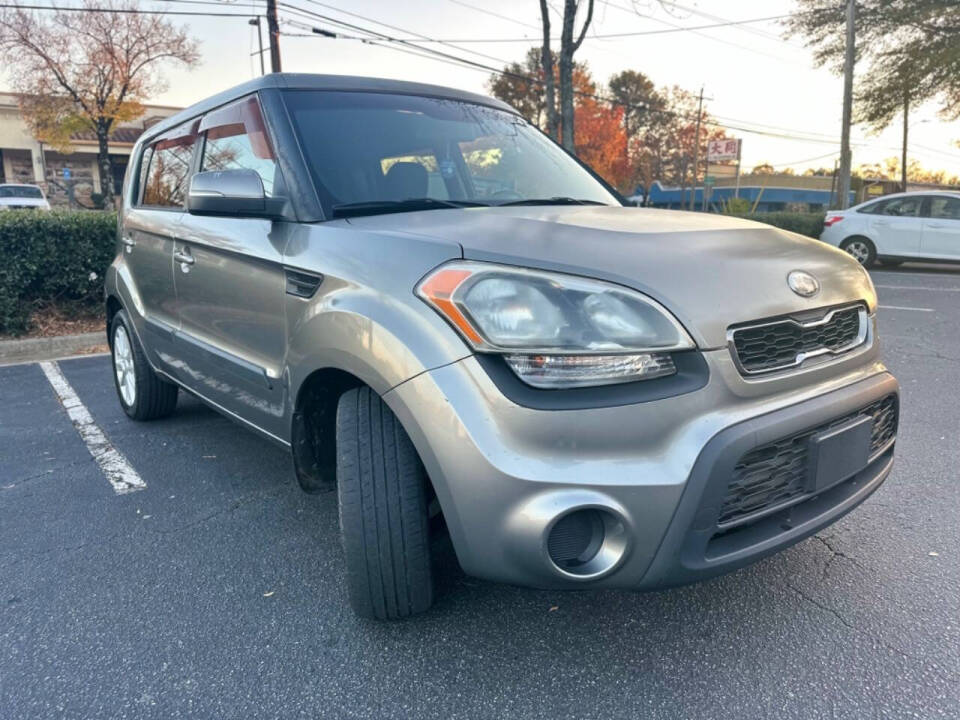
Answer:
290;365;365;493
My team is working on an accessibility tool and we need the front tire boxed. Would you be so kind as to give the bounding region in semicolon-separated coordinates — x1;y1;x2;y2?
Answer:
110;309;178;421
840;236;877;267
336;386;434;620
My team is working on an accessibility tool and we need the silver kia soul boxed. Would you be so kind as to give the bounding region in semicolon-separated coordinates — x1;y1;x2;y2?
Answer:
106;74;899;619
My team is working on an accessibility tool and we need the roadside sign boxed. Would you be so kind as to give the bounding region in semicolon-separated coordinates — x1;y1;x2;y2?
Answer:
704;175;716;186
62;168;72;179
707;138;741;162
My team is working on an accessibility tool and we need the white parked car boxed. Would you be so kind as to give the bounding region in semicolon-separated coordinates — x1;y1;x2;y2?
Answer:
820;191;960;267
0;183;51;211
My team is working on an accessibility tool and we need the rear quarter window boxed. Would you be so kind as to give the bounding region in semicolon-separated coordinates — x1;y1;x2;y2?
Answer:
857;200;883;214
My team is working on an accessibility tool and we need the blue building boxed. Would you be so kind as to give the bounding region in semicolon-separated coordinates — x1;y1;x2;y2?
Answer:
645;176;855;212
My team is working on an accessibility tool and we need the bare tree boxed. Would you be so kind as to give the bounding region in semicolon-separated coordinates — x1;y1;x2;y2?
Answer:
538;0;559;140
0;1;199;208
538;0;594;151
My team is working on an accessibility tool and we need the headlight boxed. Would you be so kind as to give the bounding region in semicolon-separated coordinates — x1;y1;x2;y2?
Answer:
416;261;694;388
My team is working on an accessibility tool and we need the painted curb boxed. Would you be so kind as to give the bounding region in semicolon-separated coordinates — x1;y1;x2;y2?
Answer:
0;331;107;365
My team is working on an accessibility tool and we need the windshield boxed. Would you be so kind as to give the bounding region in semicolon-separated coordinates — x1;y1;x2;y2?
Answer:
282;90;619;218
0;185;44;199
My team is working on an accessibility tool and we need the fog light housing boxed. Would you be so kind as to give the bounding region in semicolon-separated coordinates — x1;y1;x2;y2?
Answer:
504;352;676;389
546;508;629;579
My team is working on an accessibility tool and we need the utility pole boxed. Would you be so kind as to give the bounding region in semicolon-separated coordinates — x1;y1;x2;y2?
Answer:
249;17;265;76
901;93;909;193
689;86;704;211
837;0;856;209
266;0;282;73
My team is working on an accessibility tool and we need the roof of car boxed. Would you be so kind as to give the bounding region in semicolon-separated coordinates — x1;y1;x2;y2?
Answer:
858;190;960;206
140;73;519;145
0;183;41;188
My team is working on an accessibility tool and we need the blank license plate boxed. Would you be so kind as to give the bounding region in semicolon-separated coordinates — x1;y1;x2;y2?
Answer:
807;415;873;492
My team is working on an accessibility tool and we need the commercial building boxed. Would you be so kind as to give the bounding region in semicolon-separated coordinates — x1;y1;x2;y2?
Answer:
0;93;180;207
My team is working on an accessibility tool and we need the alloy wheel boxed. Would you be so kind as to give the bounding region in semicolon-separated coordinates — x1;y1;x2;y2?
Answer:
845;240;871;265
113;325;136;406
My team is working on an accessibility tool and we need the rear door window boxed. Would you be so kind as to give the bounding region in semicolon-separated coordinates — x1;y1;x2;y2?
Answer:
141;122;198;208
199;95;278;196
926;196;960;220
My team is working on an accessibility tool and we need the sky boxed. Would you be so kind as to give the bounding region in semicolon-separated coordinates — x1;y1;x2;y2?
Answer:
6;0;960;177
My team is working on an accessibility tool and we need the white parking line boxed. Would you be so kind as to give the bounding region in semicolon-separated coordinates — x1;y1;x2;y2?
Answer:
40;361;145;494
875;285;960;293
878;305;935;312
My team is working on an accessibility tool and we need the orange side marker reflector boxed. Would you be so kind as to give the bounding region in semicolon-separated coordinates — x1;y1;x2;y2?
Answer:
419;269;484;345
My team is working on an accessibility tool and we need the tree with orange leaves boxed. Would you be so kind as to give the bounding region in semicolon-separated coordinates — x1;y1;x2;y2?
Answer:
573;95;631;190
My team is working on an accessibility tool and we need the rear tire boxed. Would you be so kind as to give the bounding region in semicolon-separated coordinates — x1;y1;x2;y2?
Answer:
840;236;877;267
336;386;434;620
110;309;178;421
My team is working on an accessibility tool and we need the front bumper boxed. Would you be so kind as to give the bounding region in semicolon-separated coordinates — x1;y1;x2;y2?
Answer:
383;347;897;590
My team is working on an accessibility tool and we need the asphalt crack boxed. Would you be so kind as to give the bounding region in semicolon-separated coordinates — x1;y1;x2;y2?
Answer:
145;486;288;536
786;582;960;682
812;533;868;577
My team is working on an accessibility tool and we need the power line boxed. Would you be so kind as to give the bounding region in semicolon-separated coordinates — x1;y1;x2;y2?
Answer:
767;151;839;168
654;0;798;45
279;3;847;144
290;0;518;67
0;2;256;16
602;0;805;65
446;0;541;31
278;1;514;69
278;2;960;161
340;13;799;43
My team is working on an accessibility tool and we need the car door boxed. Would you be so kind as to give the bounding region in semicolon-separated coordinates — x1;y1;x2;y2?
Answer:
921;196;960;260
172;95;290;440
120;123;197;369
868;195;925;257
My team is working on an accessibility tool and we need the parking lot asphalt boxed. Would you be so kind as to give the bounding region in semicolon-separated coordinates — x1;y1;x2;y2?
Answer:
2;265;960;719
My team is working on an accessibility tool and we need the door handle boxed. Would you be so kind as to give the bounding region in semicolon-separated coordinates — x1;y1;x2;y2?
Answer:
927;222;947;228
174;248;195;270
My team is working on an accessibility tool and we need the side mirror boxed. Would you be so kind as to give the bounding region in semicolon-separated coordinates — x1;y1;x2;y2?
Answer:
187;169;284;218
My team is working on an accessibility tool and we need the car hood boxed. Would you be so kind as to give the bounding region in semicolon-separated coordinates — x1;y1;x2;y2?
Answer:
346;206;876;349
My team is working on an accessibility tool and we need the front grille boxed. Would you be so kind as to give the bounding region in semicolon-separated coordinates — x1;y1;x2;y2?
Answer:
730;305;866;374
717;395;898;526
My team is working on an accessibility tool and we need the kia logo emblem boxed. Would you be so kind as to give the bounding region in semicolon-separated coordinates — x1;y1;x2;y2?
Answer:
787;270;820;298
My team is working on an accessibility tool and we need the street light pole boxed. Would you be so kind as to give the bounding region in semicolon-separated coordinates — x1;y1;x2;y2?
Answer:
837;0;856;209
689;86;704;211
249;17;265;76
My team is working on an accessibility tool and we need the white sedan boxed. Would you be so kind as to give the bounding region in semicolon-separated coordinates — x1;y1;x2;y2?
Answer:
0;183;51;211
820;191;960;267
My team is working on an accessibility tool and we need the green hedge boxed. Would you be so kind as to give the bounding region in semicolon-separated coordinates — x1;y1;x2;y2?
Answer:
0;210;117;335
728;212;827;239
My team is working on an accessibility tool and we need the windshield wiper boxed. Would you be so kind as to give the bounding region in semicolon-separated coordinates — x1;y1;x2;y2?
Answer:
331;198;489;218
495;197;610;207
